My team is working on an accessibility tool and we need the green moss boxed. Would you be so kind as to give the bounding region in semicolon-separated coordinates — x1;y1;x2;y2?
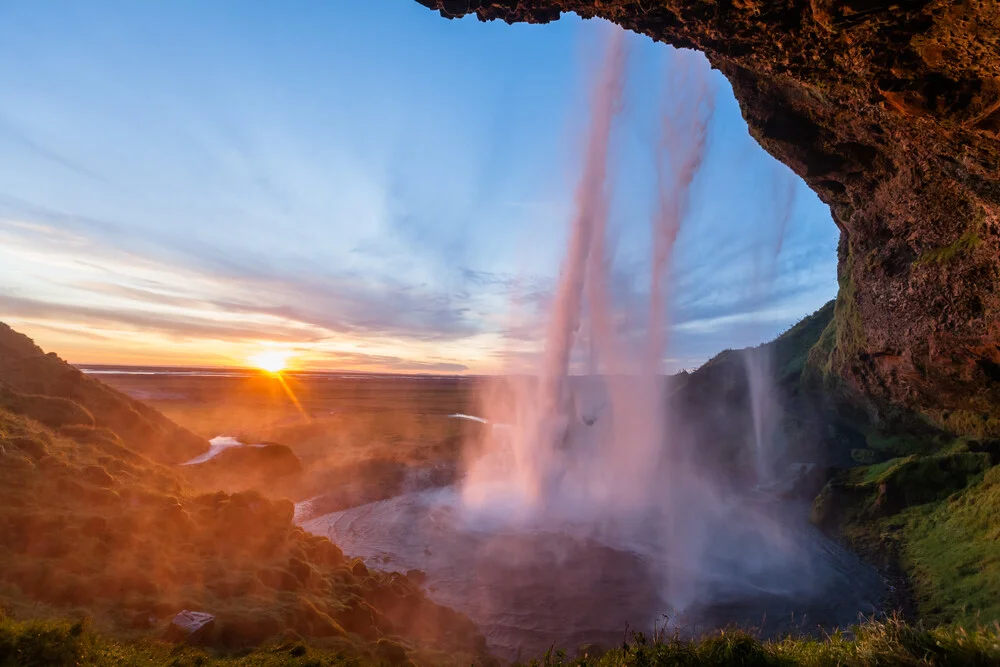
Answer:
831;250;866;370
850;448;878;465
802;316;837;384
858;456;907;483
899;466;1000;625
929;409;1000;439
768;300;835;384
916;228;984;266
4;614;1000;666
801;249;866;393
865;430;945;457
0;616;93;667
816;444;1000;629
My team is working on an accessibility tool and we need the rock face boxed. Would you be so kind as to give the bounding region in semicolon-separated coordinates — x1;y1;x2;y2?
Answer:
416;0;1000;436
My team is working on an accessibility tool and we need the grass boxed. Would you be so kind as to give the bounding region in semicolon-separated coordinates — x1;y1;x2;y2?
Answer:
4;614;1000;667
814;450;1000;631
0;613;478;666
769;300;835;386
0;398;486;663
0;323;207;464
897;465;1000;626
6;317;1000;664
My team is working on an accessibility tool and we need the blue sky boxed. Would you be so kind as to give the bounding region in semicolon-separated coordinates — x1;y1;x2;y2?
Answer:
0;0;839;372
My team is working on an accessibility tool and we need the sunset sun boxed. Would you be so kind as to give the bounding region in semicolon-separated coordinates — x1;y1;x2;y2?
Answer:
248;349;290;374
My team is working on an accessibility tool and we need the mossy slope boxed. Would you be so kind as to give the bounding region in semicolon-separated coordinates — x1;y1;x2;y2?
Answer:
0;325;488;665
0;323;210;463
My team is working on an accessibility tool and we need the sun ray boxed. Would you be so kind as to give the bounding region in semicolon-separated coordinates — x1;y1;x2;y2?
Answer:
275;371;310;423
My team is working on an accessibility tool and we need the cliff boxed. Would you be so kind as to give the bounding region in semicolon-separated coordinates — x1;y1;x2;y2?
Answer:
417;0;1000;437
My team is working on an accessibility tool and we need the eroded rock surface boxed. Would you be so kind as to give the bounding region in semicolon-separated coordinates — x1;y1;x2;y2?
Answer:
417;0;1000;435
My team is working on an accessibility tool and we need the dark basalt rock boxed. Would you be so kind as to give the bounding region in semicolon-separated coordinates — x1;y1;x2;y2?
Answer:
416;0;1000;436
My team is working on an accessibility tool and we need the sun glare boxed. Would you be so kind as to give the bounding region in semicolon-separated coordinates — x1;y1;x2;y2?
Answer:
248;350;290;374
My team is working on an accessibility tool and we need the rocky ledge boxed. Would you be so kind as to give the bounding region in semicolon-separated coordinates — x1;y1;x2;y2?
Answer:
417;0;1000;436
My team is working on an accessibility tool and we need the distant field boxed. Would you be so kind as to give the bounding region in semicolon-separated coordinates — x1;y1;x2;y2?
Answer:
86;367;488;507
83;367;478;435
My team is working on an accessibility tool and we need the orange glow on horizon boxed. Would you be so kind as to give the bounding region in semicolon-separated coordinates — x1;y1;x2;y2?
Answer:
8;320;490;375
247;349;291;374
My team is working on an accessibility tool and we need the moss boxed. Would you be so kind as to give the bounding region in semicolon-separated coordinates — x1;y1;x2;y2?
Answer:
0;616;93;667
830;250;866;370
929;409;1000;439
768;300;835;384
0;397;486;661
802;316;836;385
820;452;990;518
801;249;865;393
3;613;1000;666
0;389;95;430
916;227;984;266
866;430;945;457
850;448;878;465
899;466;1000;625
816;441;1000;629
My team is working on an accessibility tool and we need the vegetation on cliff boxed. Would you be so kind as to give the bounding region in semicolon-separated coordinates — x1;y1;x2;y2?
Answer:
802;312;1000;630
678;300;1000;633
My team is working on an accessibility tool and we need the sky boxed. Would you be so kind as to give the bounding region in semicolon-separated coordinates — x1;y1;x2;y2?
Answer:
0;0;840;374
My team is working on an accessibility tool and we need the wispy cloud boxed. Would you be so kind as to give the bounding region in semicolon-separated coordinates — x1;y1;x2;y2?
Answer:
0;4;840;372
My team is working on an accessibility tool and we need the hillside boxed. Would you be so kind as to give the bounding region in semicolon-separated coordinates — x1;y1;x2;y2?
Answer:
0;325;489;665
670;301;1000;630
0;323;208;464
2;319;1000;665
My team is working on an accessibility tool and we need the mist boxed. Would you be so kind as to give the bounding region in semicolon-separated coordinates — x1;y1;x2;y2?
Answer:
303;27;880;658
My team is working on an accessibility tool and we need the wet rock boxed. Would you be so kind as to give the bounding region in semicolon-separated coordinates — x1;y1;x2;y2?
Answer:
164;610;215;644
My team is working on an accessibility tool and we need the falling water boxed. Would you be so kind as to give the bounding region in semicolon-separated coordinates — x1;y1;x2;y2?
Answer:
459;31;828;613
741;169;796;488
461;34;719;523
305;30;884;656
742;345;783;487
460;31;758;605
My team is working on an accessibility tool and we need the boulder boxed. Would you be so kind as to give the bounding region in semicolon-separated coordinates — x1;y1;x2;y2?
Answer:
165;610;215;644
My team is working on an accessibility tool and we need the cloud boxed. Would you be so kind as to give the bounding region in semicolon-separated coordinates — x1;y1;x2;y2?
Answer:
0;203;486;343
0;293;320;344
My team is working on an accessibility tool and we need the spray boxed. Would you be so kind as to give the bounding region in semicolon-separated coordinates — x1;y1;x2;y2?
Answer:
306;31;885;653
